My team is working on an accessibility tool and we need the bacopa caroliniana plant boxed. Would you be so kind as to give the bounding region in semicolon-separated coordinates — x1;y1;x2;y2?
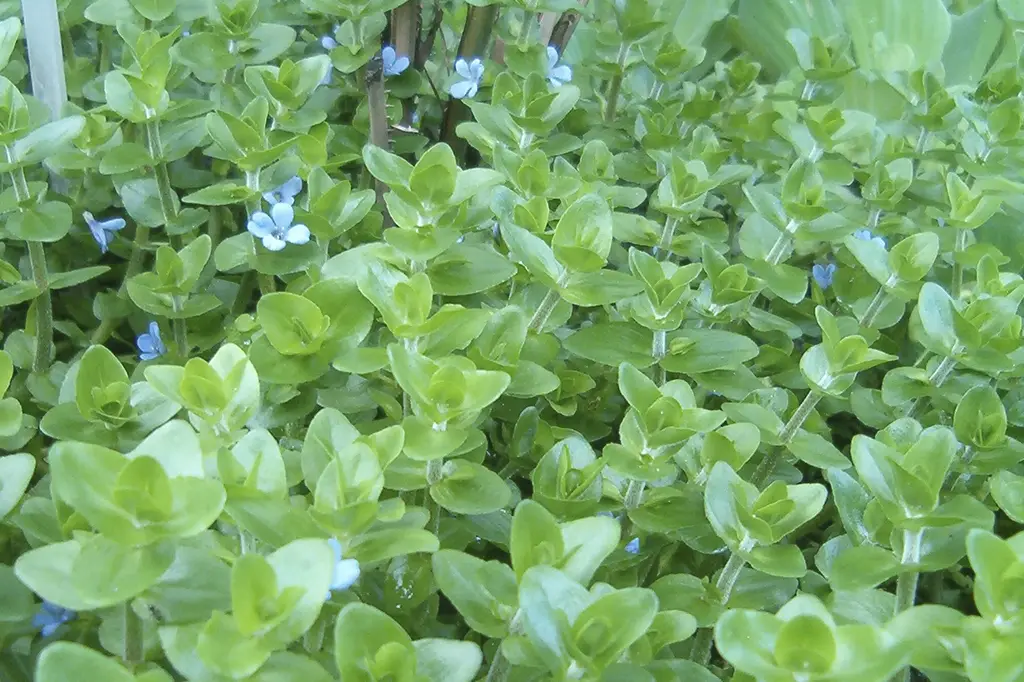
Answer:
2;1;1024;681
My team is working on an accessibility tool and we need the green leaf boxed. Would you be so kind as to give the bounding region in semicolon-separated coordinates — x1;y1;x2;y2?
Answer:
552;194;613;273
430;460;511;515
334;603;416;682
413;639;483;682
661;329;759;374
432;550;518;638
36;642;135;682
0;452;33;519
12;116;86;166
564;322;655;368
182;182;258;206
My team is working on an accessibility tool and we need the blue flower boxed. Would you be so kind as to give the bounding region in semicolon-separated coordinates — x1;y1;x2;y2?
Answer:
84;211;125;254
812;263;837;290
32;601;75;637
382;46;410;77
263;176;302;206
326;538;360;599
136;321;166;361
546;46;572;88
450;58;484;100
625;538;640;554
853;228;886;249
247;203;311;252
321;35;338;50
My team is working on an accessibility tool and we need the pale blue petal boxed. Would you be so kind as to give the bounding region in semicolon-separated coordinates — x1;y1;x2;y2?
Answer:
454;58;472;79
386;55;410;77
248;212;275;237
321;36;337;50
330;558;361;591
328;537;343;563
547;46;559;69
449;80;476;99
382;46;397;69
812;263;836;289
550;64;572;84
468;58;484;81
99;217;126;232
280;176;303;199
625;538;640;554
262;191;279;205
261;234;287;252
270;202;294;229
285;224;310;245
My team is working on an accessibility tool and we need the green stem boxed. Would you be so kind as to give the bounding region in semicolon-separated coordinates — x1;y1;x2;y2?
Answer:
517;9;534;45
27;241;52;372
173;317;188;362
527;284;563;333
604;42;630;122
893;528;923;682
860;283;891;329
951;228;967;300
484;646;512;682
690;550;748;666
5;153;53;372
425;458;445;536
751;391;823;487
765;220;798;266
121;600;144;666
145;119;179;230
906;354;958;420
652;330;666;385
654;215;678;261
624;478;645;510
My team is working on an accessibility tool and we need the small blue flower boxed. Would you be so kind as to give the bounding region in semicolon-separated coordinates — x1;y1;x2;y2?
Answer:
812;263;837;290
247;203;311;252
853;228;886;249
546;46;572;88
382;46;410;77
625;538;640;554
136;321;166;362
263;176;302;206
84;211;125;254
321;24;340;51
450;58;484;100
32;601;75;637
326;538;360;599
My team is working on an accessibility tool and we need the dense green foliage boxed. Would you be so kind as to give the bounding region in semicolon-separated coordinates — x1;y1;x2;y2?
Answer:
3;0;1024;680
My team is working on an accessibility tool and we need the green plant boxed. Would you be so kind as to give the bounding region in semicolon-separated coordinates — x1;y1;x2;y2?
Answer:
2;1;1024;681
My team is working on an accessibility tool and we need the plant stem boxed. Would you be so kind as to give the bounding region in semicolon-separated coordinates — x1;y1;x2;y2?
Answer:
652;330;666;385
145;119;179;232
121;600;144;666
527;286;561;333
173;317;188;361
951;228;967;300
893;528;924;682
654;215;679;261
485;645;512;682
624;478;645;510
906;354;958;420
751;391;823;487
5;155;53;373
765;220;798;266
604;42;630;122
860;284;890;329
690;550;748;666
27;241;52;372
